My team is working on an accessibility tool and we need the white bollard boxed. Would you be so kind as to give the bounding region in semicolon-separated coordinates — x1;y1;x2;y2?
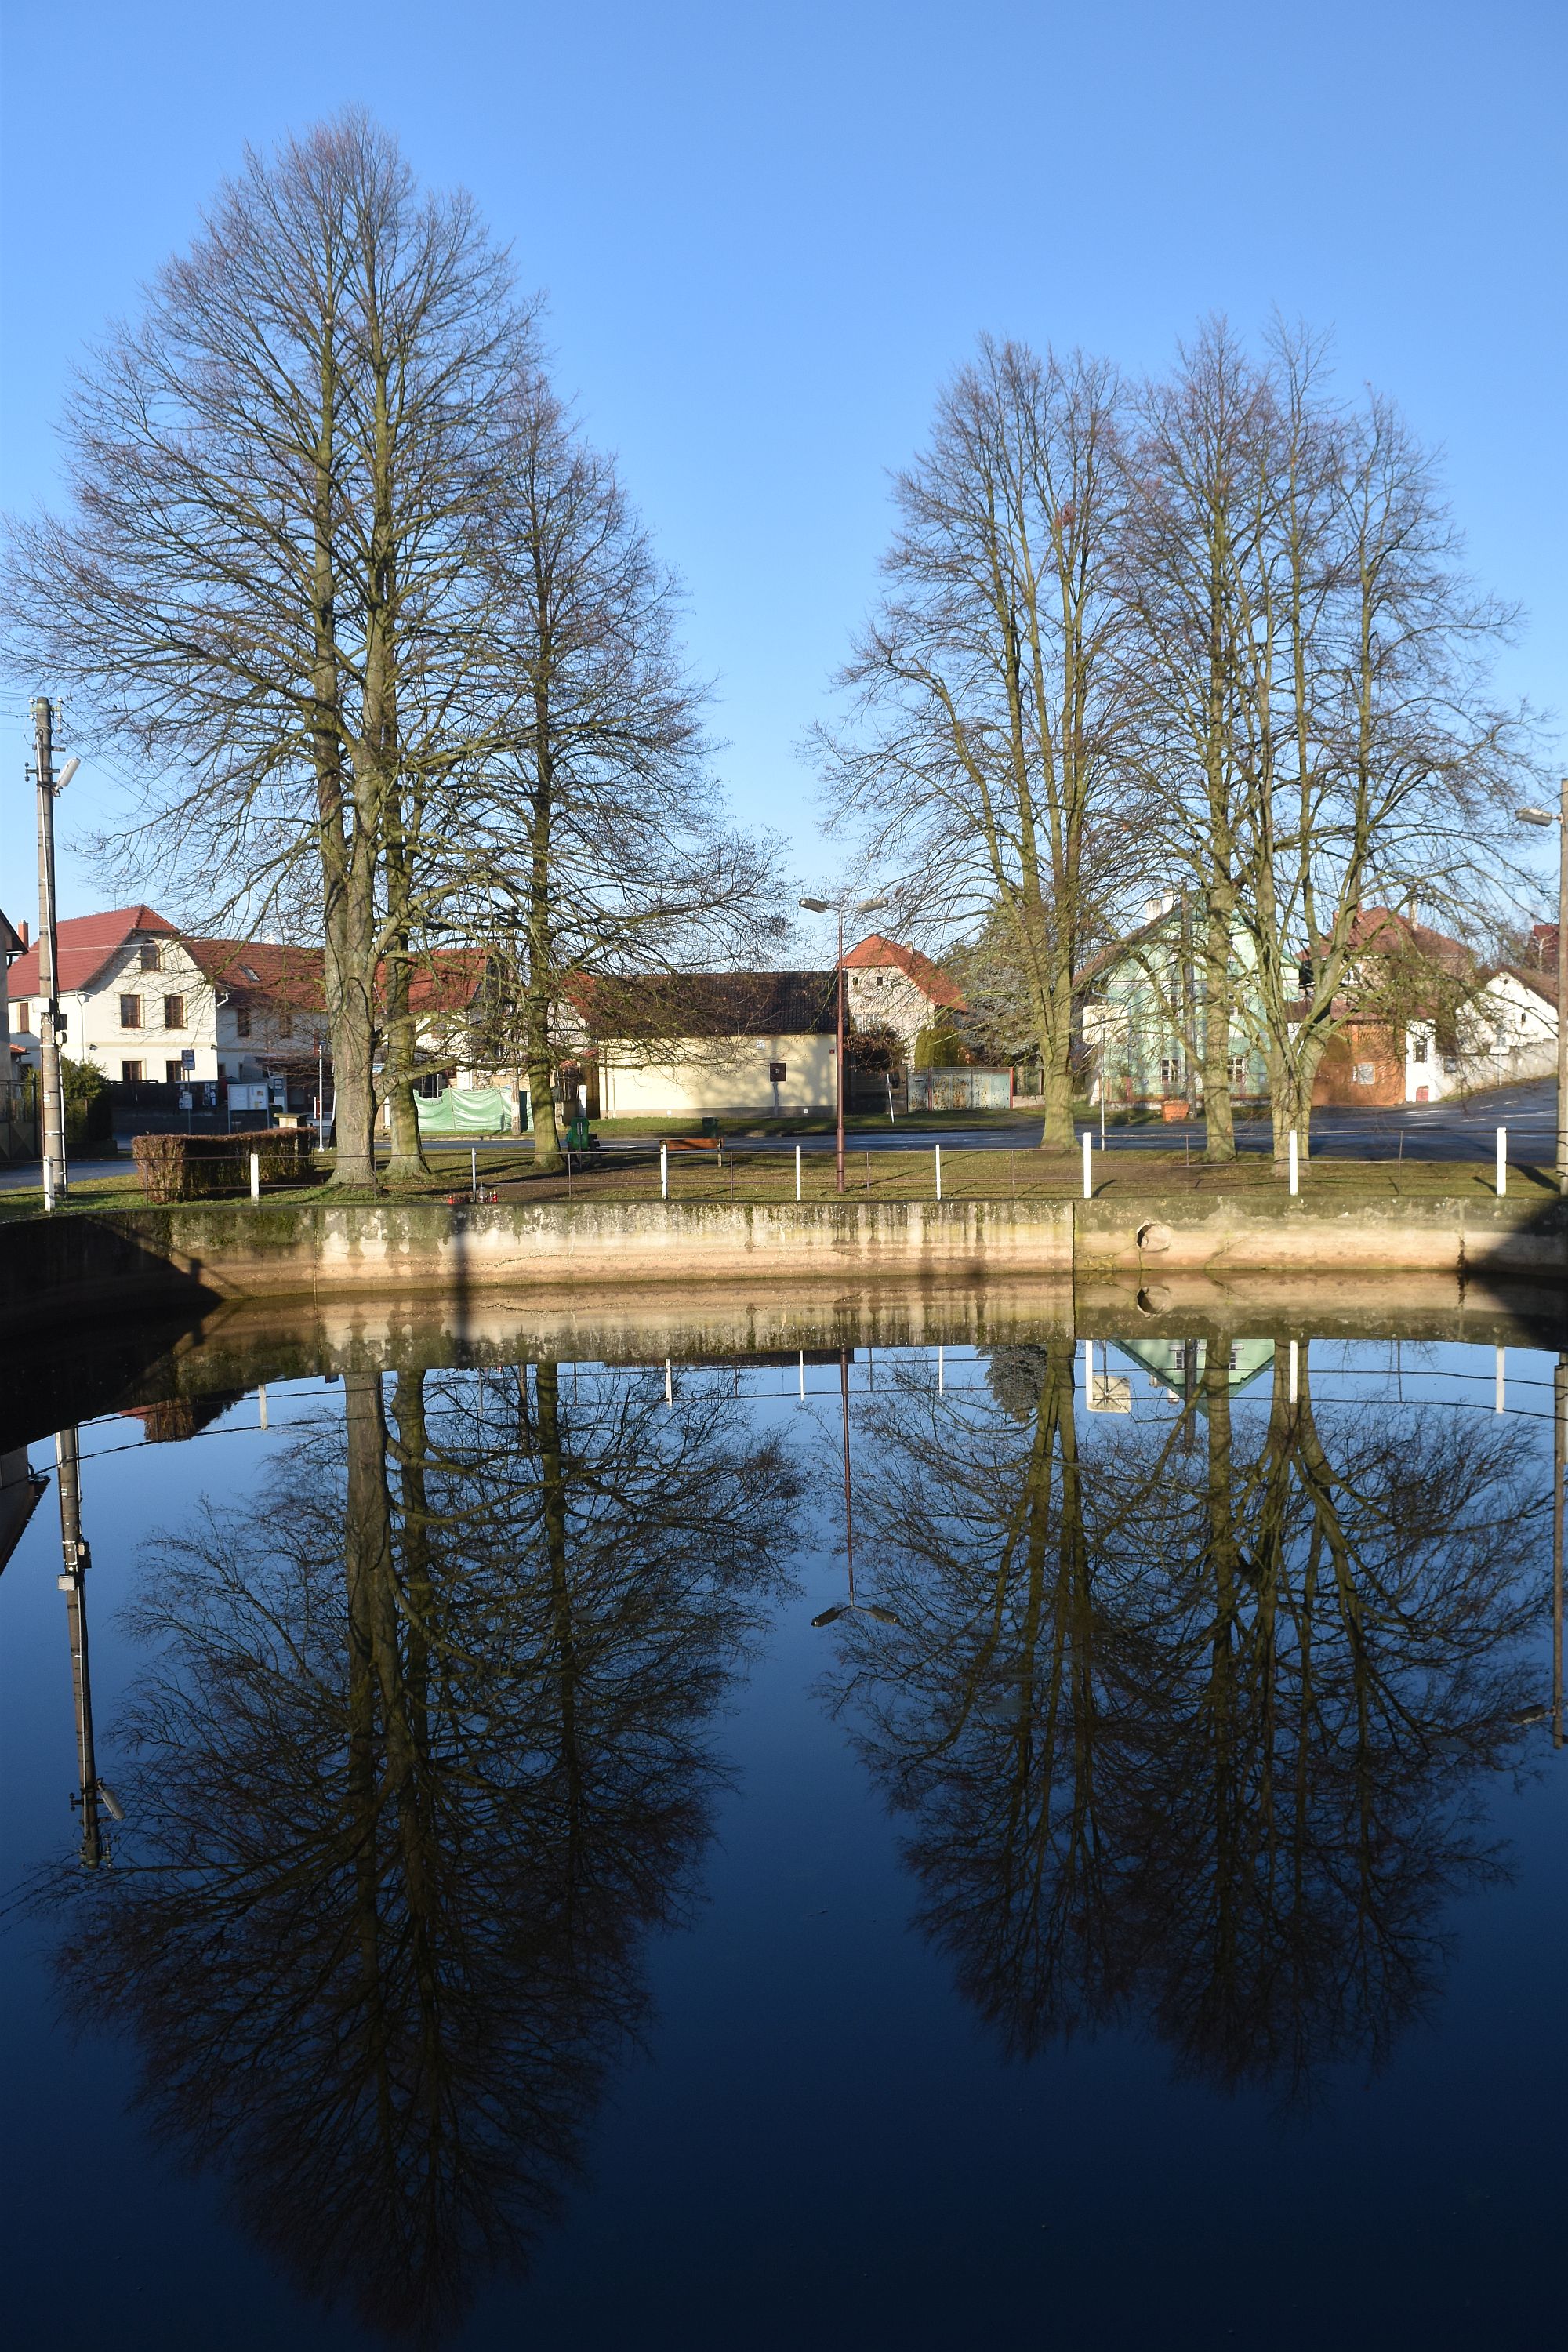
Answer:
470;1145;478;1200
42;1160;54;1214
249;1150;260;1203
795;1142;801;1202
1496;1346;1505;1415
1496;1126;1507;1198
1083;1131;1093;1200
661;1141;669;1200
1288;1338;1298;1404
1288;1129;1299;1196
935;1144;942;1201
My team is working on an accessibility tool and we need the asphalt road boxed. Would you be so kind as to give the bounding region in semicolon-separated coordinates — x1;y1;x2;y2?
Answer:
3;1080;1556;1189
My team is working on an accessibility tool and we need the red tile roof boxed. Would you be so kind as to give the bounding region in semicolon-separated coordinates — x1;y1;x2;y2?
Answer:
5;905;176;998
841;933;967;1011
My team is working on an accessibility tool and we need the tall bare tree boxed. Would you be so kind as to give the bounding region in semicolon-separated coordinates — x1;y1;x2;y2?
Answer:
1;114;532;1186
817;339;1138;1151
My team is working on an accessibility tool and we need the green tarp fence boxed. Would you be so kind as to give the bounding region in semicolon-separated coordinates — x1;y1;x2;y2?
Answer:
414;1087;515;1134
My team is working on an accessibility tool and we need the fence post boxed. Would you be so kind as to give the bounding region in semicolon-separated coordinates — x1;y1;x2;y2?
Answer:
1082;1131;1093;1200
1288;1129;1298;1196
1496;1125;1508;1198
934;1143;942;1201
794;1142;801;1202
661;1141;669;1201
249;1150;260;1203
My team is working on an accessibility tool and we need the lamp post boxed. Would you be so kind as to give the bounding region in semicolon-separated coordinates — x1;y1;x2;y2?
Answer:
798;893;888;1193
30;699;80;1209
811;1346;900;1628
1518;776;1568;1193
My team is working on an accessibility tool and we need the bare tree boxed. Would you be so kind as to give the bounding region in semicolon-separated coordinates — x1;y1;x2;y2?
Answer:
1;114;532;1186
439;376;783;1172
817;339;1139;1152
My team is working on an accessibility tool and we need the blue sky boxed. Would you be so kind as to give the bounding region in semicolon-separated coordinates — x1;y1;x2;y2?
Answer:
2;0;1564;939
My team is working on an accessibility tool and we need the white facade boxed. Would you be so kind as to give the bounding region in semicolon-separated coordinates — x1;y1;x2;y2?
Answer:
7;932;220;1083
596;1034;837;1118
1404;970;1557;1102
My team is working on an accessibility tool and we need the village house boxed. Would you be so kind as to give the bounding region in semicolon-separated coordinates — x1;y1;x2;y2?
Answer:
1082;898;1559;1112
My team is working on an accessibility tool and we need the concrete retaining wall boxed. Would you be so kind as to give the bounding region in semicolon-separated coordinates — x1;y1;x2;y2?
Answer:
3;1190;1565;1334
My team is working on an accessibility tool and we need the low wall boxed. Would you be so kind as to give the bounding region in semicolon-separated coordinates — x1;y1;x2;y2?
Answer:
3;1191;1566;1334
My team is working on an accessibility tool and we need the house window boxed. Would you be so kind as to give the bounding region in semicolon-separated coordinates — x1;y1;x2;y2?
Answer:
278;1010;295;1039
1226;1054;1248;1087
12;1002;27;1033
1410;1033;1428;1064
121;1060;143;1083
1353;1062;1375;1085
234;1007;252;1038
1160;1055;1181;1088
119;993;142;1029
163;994;184;1029
165;1058;184;1083
140;940;162;972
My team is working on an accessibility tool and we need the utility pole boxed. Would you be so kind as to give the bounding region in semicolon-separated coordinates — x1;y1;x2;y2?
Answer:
54;1425;105;1867
1557;775;1567;1194
32;697;67;1206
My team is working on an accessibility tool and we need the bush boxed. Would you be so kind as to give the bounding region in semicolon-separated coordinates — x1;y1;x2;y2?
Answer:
61;1056;111;1149
132;1131;315;1203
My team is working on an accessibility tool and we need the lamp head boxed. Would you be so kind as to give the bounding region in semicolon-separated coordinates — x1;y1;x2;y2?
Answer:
1517;807;1557;827
54;757;80;791
798;896;831;913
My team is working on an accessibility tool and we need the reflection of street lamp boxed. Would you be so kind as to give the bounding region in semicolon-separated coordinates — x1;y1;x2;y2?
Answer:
798;894;889;1194
52;1426;123;1867
1516;779;1568;1192
811;1347;900;1627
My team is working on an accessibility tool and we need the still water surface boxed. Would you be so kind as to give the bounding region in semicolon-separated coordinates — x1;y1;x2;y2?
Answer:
2;1308;1566;2350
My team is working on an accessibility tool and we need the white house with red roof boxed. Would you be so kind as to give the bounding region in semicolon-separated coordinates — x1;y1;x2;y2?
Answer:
841;934;967;1049
4;906;223;1087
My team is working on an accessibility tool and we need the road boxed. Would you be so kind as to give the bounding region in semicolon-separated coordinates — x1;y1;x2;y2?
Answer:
3;1080;1557;1190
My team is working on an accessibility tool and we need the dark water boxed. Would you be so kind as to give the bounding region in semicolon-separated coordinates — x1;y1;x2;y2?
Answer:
3;1293;1566;2351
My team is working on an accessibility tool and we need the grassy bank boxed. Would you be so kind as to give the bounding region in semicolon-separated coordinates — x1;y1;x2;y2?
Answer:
3;1143;1555;1222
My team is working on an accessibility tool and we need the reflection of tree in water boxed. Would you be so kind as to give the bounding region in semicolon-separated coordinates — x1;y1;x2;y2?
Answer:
829;1337;1545;2106
45;1363;798;2343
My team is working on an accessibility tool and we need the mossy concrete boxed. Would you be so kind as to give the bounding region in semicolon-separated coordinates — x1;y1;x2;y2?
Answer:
3;1190;1565;1338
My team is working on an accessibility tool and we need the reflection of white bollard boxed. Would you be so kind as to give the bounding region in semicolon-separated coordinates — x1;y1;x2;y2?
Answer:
665;1358;673;1409
1288;1130;1298;1196
249;1150;260;1203
1496;1346;1505;1414
795;1143;801;1202
935;1144;942;1201
1288;1338;1298;1403
798;1349;805;1402
1496;1126;1507;1198
1083;1338;1094;1393
937;1344;945;1396
257;1384;268;1430
660;1142;669;1200
1083;1131;1093;1200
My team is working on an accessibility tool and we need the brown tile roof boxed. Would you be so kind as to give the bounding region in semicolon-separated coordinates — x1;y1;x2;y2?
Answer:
841;933;967;1011
575;970;840;1040
5;905;177;998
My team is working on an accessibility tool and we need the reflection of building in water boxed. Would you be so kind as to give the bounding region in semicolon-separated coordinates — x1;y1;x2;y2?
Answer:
1111;1336;1275;1404
0;1446;47;1575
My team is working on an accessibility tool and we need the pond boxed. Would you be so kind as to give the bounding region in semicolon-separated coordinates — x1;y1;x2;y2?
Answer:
2;1287;1565;2350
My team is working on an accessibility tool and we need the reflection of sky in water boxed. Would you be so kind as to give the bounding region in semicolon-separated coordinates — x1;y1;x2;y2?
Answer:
2;1330;1565;2350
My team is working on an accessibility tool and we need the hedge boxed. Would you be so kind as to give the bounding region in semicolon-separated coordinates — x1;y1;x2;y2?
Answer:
132;1131;317;1203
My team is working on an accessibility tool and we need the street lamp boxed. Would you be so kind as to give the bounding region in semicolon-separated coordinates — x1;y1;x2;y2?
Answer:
811;1345;901;1628
1516;775;1568;1194
798;892;889;1193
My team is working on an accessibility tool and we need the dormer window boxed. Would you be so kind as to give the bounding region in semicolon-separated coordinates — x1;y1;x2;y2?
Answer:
140;940;162;972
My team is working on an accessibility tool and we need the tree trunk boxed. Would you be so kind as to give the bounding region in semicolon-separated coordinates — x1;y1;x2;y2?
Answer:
1269;1049;1318;1171
1201;894;1236;1163
380;931;428;1185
